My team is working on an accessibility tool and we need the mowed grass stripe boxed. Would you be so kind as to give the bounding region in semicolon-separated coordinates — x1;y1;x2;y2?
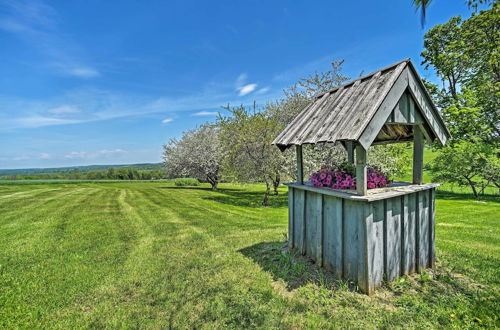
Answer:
0;182;498;328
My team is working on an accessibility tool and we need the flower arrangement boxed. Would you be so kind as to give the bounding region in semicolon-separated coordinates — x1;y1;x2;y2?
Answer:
309;162;390;190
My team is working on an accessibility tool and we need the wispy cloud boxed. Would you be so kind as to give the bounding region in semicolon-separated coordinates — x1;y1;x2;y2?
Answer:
12;116;83;128
192;111;218;116
256;87;270;94
235;73;259;96
0;0;100;79
161;118;173;124
64;149;126;159
47;105;80;114
238;83;257;96
65;67;100;78
64;151;86;159
39;153;51;159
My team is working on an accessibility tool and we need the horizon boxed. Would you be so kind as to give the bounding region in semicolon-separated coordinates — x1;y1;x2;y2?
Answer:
0;0;474;169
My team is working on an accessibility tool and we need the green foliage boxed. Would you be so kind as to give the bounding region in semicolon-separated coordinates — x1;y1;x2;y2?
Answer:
430;141;499;196
0;181;498;328
174;178;200;186
422;3;499;197
0;167;165;181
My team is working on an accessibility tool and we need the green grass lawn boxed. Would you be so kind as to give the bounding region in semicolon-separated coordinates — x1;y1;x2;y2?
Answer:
0;181;498;328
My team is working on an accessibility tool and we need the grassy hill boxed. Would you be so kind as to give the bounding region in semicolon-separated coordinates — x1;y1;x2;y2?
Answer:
0;181;498;328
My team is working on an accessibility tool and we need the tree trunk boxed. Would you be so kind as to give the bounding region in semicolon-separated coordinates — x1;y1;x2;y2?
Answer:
206;176;218;191
464;176;478;198
262;181;271;206
272;173;280;195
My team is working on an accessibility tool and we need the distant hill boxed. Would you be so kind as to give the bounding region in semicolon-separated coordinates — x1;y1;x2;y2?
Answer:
0;163;163;176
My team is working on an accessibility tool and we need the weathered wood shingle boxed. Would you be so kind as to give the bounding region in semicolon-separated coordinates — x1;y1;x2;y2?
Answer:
272;59;450;150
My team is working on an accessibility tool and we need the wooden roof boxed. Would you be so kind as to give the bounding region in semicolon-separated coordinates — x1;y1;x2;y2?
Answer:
273;59;450;151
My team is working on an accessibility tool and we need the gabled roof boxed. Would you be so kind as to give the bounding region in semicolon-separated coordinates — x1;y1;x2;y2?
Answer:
272;59;450;151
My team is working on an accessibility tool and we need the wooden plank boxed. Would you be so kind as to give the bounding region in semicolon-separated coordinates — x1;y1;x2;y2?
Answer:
288;187;294;249
296;145;303;184
419;190;430;269
358;66;409;149
346;141;354;165
343;200;361;282
413;126;424;184
306;191;323;263
356;145;367;195
407;67;448;145
293;189;305;254
384;197;402;280
323;195;343;278
392;92;408;123
429;188;436;268
357;203;370;294
284;182;441;202
364;200;384;294
401;194;417;274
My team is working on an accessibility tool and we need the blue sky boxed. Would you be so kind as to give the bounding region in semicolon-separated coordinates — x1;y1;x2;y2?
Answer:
0;0;473;169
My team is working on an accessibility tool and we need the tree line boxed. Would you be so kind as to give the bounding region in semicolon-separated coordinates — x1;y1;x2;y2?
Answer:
2;168;166;181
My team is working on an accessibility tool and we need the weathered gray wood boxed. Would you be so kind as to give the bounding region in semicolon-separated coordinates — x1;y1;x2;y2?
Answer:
357;203;370;293
418;190;430;269
358;66;409;149
429;188;436;268
413;126;424;184
323;196;343;277
306;191;323;262
343;200;360;281
401;194;417;274
293;189;305;254
287;183;437;295
407;67;448;146
393;92;408;123
384;197;402;280
364;200;384;294
288;187;294;248
284;181;441;202
296;145;303;184
346;141;354;165
355;145;367;196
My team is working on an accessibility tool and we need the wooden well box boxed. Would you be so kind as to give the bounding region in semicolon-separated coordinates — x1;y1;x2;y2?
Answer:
286;182;437;294
272;59;450;294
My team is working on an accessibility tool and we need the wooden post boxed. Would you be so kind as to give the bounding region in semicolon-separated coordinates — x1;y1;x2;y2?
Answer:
355;145;367;195
296;145;304;184
346;141;355;165
413;127;424;184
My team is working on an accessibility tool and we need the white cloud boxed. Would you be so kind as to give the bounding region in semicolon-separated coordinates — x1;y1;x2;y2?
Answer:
256;87;270;94
162;118;173;124
13;155;30;161
65;67;100;78
47;105;80;114
0;0;100;80
236;73;248;86
64;151;86;159
192;111;218;116
99;149;125;155
13;116;82;128
39;153;51;159
238;83;257;96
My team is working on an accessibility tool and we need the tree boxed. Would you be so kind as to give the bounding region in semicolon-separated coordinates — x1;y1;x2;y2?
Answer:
422;3;499;196
218;104;284;205
429;140;499;196
163;124;223;190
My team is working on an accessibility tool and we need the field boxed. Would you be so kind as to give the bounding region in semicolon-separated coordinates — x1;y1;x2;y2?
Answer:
0;181;498;328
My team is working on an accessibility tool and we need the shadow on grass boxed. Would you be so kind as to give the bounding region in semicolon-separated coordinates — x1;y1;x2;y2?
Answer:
160;186;289;208
239;241;355;291
436;190;500;203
